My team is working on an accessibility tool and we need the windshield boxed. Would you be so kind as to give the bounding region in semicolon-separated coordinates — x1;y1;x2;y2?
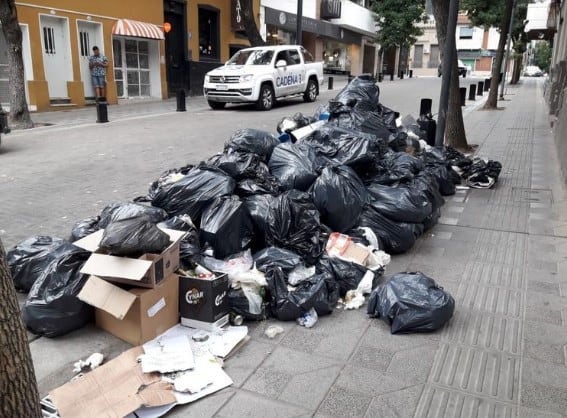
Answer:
227;49;275;65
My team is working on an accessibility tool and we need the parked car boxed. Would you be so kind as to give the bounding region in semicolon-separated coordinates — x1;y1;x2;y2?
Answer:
438;59;468;78
523;66;544;77
203;45;324;111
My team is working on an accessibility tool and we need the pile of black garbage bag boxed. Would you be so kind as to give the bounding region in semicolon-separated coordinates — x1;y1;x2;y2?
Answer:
7;75;500;336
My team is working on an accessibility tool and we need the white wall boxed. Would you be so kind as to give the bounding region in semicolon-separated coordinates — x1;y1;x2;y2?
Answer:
149;40;161;98
456;25;484;50
331;0;377;36
487;27;501;50
261;0;317;18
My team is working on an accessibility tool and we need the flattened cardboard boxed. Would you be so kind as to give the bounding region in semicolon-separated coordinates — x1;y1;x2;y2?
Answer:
77;276;137;320
81;254;153;282
49;346;176;418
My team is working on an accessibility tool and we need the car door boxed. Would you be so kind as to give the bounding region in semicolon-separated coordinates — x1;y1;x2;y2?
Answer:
274;50;290;97
286;48;305;94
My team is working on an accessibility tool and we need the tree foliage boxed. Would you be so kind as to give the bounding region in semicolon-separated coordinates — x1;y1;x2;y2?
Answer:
535;41;552;72
371;0;426;50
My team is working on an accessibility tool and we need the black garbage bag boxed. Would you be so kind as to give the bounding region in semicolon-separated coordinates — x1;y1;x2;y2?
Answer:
366;151;424;185
331;134;382;168
244;194;275;249
99;202;168;229
316;256;368;296
235;175;281;197
423;208;441;231
99;216;171;256
158;215;200;268
311;165;368;232
224;129;281;161
228;287;269;321
408;174;445;211
358;204;424;254
207;152;270;180
268;143;318;191
277;113;315;134
69;216;100;242
334;75;380;109
200;196;253;259
151;165;235;221
426;164;456;196
266;267;339;320
388;132;421;154
265;190;323;264
366;183;432;223
367;271;455;334
463;158;503;189
7;236;75;293
253;247;302;272
21;246;93;337
135;166;194;202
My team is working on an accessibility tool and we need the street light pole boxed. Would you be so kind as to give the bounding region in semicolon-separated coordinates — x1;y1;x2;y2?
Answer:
499;0;517;99
296;0;303;46
435;0;459;147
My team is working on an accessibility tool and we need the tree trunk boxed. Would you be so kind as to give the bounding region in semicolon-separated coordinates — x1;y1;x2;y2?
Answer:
0;239;41;418
432;0;469;149
510;55;522;84
241;0;266;47
0;0;33;129
484;0;514;109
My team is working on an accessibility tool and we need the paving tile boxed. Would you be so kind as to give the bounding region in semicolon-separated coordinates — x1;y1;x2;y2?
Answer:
166;388;234;417
520;382;567;416
386;344;438;383
223;340;273;388
216;390;309;418
317;385;372;417
279;366;342;410
364;384;424;418
333;364;415;397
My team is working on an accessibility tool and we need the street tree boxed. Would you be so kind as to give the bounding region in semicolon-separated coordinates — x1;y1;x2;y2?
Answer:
0;239;41;418
240;0;266;47
431;0;469;150
535;41;552;72
0;0;33;129
509;0;529;84
462;0;515;109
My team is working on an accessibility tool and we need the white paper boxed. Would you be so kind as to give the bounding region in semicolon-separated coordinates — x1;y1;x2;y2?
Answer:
140;335;195;373
147;297;166;318
172;359;233;405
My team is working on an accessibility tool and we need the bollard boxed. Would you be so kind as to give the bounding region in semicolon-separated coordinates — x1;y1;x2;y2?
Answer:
459;87;467;106
96;98;109;123
484;78;490;91
468;84;476;101
390;73;394;81
0;109;10;133
176;89;186;112
419;98;433;116
378;72;383;82
409;70;413;78
477;81;484;96
399;71;404;79
327;76;334;90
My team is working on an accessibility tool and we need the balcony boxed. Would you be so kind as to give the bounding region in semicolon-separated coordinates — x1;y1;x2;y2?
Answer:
329;0;377;36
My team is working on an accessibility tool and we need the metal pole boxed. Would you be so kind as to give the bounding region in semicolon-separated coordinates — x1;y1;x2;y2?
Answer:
435;0;459;147
499;0;517;99
296;0;303;46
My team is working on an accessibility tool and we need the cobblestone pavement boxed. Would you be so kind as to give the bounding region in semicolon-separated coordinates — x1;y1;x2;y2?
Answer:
3;78;563;417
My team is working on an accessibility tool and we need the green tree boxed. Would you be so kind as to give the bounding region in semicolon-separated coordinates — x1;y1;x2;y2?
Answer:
534;41;552;72
510;0;529;84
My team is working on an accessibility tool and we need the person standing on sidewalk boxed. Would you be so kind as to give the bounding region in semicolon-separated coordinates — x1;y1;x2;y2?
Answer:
89;46;108;101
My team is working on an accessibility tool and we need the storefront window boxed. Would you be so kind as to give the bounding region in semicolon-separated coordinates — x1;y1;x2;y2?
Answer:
323;40;351;73
266;25;295;46
199;7;220;60
113;37;151;98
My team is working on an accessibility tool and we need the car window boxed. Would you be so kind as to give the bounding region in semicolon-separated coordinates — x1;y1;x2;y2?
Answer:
301;47;315;63
227;49;274;65
286;49;301;65
275;51;287;65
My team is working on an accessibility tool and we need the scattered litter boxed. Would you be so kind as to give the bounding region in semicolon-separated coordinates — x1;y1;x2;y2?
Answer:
297;307;318;328
72;353;104;373
139;335;195;373
265;325;284;339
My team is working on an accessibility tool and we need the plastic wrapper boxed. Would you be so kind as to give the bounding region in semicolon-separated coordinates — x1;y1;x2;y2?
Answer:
228;287;269;321
265;190;323;265
199;196;253;259
98;202;168;229
224;128;281;161
367;272;455;334
366;183;432;223
99;216;171;256
316;256;369;297
7;236;74;293
266;267;339;321
268;143;318;191
69;216;100;242
311;165;368;232
151;165;235;221
357;205;424;254
21;246;93;337
158;215;200;268
388;132;421;153
253;247;302;273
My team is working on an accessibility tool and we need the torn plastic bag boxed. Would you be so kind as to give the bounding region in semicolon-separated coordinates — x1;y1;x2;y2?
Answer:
357;204;424;254
235;175;281;197
268;143;318;191
265;190;323;264
21;246;92;337
334;75;380;109
207;151;269;180
388;132;421;154
69;216;100;242
367;272;455;334
345;227;383;250
151;165;235;221
244;194;275;249
366;183;432;223
99;216;171;256
98;202;168;229
224;129;281;161
277;113;315;134
228;287;269;321
158;215;200;267
253;247;302;273
316;256;369;297
7;236;74;293
311;165;368;232
266;267;339;320
199;196;253;259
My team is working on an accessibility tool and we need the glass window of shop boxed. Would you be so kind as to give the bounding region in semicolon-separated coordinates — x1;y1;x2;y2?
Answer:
266;25;295;45
323;41;351;73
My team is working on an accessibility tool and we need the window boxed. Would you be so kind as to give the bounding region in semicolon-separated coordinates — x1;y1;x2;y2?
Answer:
227;49;274;65
79;31;90;57
113;38;151;97
459;27;474;40
43;27;55;54
301;47;314;63
198;7;220;60
286;49;301;65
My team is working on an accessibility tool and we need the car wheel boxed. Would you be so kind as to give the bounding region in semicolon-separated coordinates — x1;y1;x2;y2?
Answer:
208;101;226;110
256;84;274;111
303;79;318;103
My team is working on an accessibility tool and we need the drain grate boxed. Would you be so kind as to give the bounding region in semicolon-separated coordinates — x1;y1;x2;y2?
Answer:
512;188;553;203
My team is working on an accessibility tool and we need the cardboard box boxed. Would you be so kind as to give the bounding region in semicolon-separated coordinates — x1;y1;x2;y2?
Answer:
179;273;230;331
74;227;184;288
78;274;180;346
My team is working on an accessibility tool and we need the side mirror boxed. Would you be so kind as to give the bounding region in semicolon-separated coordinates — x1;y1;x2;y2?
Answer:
276;60;287;69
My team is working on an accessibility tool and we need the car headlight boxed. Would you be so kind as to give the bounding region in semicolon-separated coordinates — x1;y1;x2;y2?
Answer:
204;74;210;83
239;74;253;82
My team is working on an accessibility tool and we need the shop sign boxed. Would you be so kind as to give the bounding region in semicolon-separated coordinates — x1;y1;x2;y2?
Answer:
232;0;245;32
320;0;342;20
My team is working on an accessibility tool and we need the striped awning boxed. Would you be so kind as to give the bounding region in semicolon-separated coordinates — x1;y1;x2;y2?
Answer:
112;19;164;40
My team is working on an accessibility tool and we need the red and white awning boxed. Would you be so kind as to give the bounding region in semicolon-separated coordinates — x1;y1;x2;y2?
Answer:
112;19;164;40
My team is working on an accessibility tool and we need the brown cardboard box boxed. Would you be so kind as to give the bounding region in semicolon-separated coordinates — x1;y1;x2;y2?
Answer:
74;227;184;288
78;274;180;345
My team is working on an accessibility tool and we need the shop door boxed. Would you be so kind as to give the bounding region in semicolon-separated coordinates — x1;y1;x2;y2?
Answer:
165;6;186;96
77;21;103;98
362;45;375;74
41;15;71;98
